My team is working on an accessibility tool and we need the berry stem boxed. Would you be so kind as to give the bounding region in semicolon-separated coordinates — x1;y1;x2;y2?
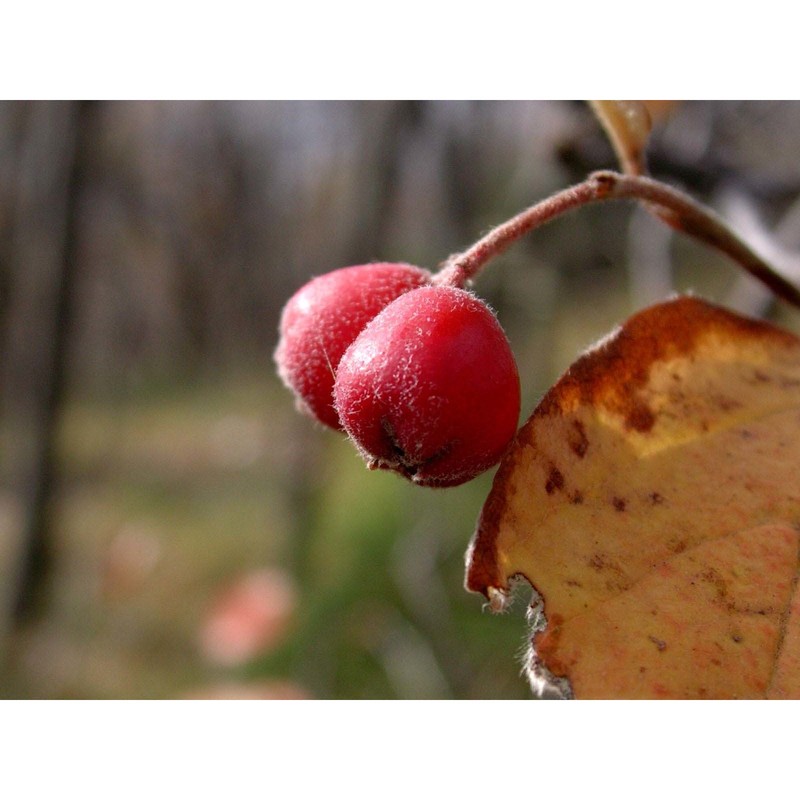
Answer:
434;170;800;309
434;178;599;289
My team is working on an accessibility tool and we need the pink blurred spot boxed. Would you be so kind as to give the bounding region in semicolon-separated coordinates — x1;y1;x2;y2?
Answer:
200;568;297;666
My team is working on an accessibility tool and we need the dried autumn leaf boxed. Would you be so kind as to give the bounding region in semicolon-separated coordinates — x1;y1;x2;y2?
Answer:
589;100;678;175
466;296;800;699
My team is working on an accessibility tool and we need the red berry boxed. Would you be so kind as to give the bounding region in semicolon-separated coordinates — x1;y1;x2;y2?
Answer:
333;285;520;487
274;262;432;429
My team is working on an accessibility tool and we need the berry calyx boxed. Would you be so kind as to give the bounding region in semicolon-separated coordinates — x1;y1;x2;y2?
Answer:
333;285;521;488
274;262;432;429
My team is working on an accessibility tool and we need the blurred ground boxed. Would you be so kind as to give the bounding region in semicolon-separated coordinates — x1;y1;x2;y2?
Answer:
2;101;800;699
0;373;533;698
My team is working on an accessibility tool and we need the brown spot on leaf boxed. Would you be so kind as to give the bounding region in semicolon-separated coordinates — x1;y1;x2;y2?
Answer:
626;402;656;433
700;566;728;602
570;490;584;505
648;491;665;505
588;554;629;589
545;466;565;494
714;394;741;412
586;553;634;595
613;496;627;512
568;420;589;458
648;635;667;652
667;538;687;554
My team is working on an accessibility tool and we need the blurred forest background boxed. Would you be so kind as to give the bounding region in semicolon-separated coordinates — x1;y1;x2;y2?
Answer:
2;100;800;700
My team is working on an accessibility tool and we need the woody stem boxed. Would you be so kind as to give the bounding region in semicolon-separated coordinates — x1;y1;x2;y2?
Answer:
434;170;800;309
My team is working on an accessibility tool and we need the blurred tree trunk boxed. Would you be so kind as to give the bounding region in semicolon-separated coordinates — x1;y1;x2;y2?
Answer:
9;101;97;626
0;104;27;411
342;101;424;263
440;101;488;245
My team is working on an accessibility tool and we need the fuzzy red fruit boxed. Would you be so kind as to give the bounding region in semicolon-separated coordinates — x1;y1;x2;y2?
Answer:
334;285;520;487
274;262;431;429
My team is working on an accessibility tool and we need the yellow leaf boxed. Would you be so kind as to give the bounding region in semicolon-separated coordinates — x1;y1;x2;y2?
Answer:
466;296;800;698
589;100;678;175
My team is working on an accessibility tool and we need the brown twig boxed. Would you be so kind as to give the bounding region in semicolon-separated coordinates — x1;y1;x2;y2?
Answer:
434;170;800;310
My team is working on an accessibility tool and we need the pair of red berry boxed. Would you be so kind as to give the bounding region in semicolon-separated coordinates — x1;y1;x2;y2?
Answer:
275;262;520;487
